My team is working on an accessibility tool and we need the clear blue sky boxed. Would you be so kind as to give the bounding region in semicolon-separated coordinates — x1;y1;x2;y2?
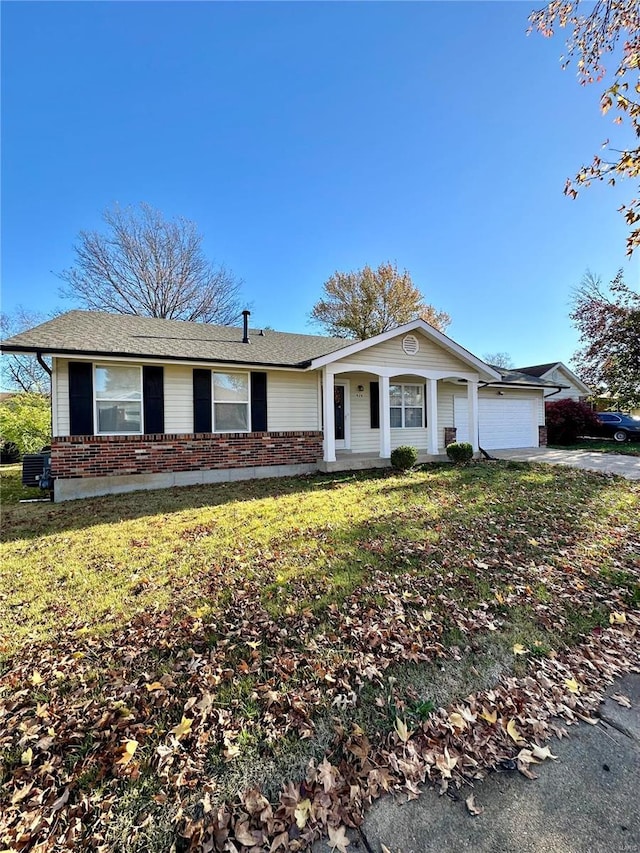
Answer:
2;1;637;368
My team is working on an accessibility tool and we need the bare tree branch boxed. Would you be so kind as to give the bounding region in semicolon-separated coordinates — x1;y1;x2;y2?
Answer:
58;203;244;324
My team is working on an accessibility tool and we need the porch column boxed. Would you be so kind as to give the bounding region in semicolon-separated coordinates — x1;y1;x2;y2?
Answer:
379;375;391;459
322;367;336;462
467;380;479;452
426;378;439;455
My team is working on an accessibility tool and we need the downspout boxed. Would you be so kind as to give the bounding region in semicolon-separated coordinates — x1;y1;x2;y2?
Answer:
36;352;52;377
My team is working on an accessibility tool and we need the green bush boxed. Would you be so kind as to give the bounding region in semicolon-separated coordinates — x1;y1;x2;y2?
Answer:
0;439;21;463
446;441;474;464
390;445;418;471
0;393;51;456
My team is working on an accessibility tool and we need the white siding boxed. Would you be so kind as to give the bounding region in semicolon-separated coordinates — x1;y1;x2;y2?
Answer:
341;330;473;374
267;370;318;432
55;358;70;437
164;365;193;433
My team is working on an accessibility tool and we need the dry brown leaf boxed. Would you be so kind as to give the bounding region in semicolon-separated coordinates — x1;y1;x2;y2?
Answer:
611;693;632;708
507;719;526;745
328;824;351;852
465;794;484;816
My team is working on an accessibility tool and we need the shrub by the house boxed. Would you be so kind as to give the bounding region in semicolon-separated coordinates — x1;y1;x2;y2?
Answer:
390;445;418;471
545;399;600;445
446;441;474;464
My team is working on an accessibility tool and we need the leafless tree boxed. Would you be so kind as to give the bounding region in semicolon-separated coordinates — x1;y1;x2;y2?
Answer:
59;203;243;324
0;308;51;394
482;352;514;369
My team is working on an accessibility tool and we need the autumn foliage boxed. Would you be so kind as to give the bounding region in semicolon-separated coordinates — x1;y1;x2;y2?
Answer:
529;1;640;255
545;398;600;444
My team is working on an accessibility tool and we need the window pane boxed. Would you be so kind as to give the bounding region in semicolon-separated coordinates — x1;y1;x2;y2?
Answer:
405;407;423;428
215;402;249;431
403;385;423;406
97;401;141;433
95;366;141;401
390;407;402;428
214;372;249;402
389;385;402;406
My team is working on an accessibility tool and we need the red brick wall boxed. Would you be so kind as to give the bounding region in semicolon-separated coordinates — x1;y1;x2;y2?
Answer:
538;425;548;447
444;427;457;447
51;432;323;479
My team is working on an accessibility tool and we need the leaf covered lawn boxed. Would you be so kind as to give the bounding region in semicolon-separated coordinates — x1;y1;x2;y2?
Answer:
1;462;639;851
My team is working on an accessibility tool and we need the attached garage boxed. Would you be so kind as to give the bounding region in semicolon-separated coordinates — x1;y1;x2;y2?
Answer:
454;395;539;449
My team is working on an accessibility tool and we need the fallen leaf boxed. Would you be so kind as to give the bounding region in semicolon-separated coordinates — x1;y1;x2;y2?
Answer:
328;824;351;852
394;716;412;743
609;611;626;625
611;693;632;708
294;798;311;828
479;707;497;724
507;719;526;745
465;794;484;816
448;711;467;731
565;678;580;694
170;716;193;740
20;747;33;766
512;643;528;655
532;744;558;761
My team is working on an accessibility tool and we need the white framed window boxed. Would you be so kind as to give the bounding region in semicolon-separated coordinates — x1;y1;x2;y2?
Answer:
94;364;143;434
390;383;424;428
213;371;250;432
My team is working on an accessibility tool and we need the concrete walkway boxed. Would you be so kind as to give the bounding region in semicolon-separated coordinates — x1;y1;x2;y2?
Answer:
491;447;640;480
313;675;640;853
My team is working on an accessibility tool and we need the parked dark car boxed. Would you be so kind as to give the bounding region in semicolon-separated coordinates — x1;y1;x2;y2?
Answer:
595;412;640;443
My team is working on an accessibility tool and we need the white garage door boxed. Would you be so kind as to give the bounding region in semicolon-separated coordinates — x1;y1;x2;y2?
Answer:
454;396;538;450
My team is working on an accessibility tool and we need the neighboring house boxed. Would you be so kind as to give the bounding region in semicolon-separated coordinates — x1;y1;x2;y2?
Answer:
0;311;564;501
515;362;591;402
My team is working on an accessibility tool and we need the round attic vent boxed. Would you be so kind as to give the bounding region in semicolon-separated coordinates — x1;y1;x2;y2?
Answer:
402;334;420;355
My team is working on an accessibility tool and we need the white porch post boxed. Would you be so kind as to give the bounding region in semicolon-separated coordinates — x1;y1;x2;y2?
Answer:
467;380;479;452
322;367;336;462
379;375;391;459
426;378;439;455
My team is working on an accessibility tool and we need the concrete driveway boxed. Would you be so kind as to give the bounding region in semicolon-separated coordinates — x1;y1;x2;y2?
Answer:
491;447;640;480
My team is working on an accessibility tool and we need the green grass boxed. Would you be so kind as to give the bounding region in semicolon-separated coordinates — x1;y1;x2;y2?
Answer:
549;438;640;455
2;460;639;848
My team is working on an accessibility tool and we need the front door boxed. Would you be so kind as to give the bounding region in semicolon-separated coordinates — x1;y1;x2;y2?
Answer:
334;384;345;448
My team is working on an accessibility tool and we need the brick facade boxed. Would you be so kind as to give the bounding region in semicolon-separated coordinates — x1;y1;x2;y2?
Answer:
51;432;323;480
538;425;548;447
444;426;457;447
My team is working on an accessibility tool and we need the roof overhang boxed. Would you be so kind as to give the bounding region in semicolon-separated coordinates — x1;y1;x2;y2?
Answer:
306;319;502;381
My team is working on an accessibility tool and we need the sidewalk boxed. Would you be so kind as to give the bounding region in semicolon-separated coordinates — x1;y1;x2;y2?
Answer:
314;674;640;853
491;447;640;480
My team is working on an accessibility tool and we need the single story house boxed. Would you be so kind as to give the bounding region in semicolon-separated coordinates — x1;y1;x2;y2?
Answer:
0;310;564;501
515;362;591;402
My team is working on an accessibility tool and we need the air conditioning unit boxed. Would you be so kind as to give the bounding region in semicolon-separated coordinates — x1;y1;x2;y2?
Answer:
21;448;54;492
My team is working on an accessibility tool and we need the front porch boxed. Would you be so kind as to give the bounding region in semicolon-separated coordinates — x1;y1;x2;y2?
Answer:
317;449;448;473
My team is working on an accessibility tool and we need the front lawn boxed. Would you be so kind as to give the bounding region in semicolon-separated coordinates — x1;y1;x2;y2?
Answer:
549;438;640;456
1;462;639;851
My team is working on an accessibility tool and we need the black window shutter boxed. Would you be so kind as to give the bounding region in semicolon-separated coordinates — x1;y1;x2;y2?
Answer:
143;366;164;434
424;383;428;426
69;361;94;436
370;381;380;429
251;372;268;432
193;369;212;433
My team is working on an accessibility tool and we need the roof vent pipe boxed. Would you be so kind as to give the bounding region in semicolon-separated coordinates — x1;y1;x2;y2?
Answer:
242;310;251;344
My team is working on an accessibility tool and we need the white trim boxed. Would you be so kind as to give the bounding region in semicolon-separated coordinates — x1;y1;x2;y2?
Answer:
47;352;304;373
426;378;438;455
541;363;592;396
308;319;501;380
379;375;391;459
212;369;251;434
334;379;351;450
94;363;143;436
322;368;336;462
51;356;58;436
322;362;481;382
467;380;479;452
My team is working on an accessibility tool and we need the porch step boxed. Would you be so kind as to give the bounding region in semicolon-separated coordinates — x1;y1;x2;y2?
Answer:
317;452;447;473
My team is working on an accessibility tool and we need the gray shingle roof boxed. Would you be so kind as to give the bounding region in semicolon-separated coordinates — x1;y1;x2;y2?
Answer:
514;362;559;378
491;366;567;388
0;310;351;368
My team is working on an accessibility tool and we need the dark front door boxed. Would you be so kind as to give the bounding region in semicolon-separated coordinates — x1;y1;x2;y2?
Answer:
334;385;345;441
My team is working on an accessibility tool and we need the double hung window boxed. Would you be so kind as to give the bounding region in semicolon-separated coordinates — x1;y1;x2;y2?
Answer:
95;365;142;434
390;383;424;428
213;372;250;431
